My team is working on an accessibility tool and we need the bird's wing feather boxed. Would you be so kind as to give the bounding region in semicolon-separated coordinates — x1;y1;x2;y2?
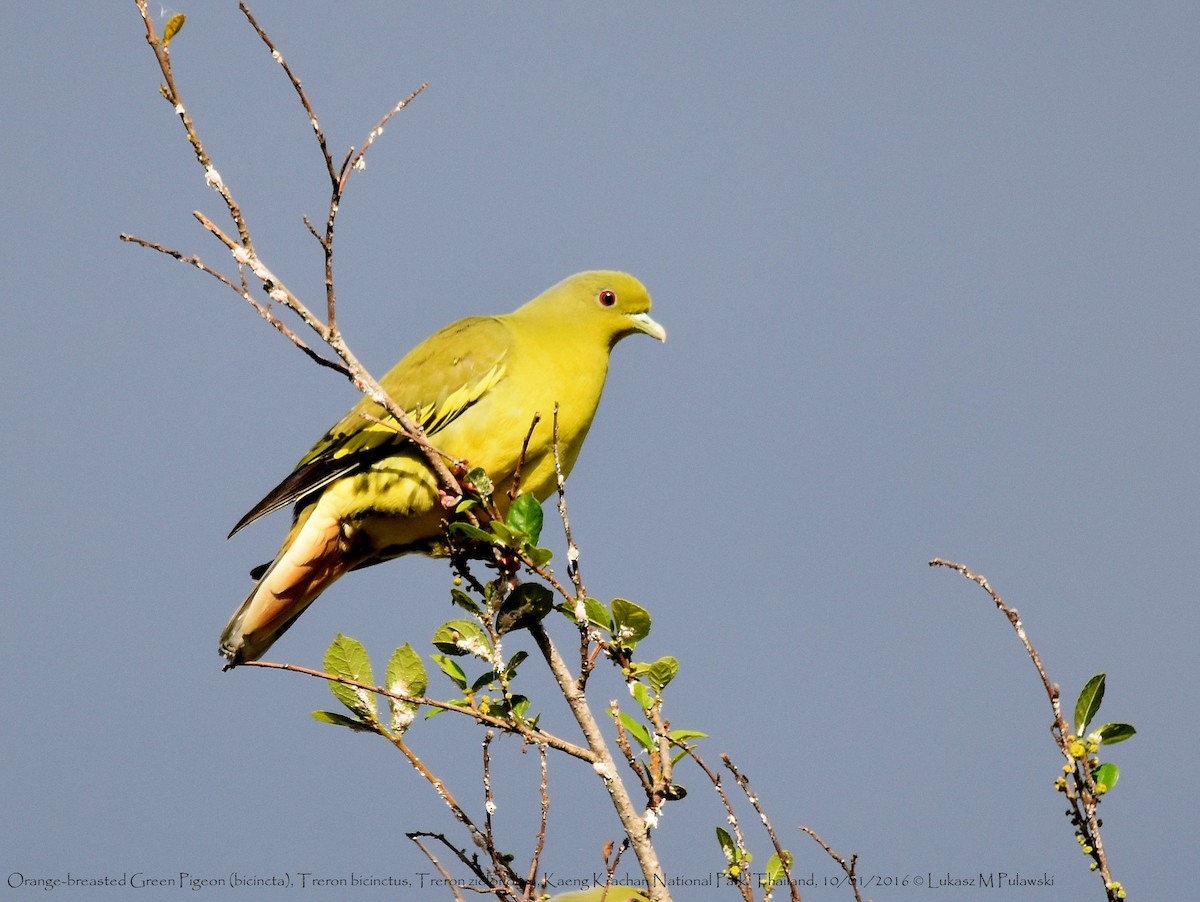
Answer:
229;315;513;537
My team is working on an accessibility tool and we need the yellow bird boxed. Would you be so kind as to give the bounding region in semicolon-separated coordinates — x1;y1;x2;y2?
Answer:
544;889;649;902
220;271;665;666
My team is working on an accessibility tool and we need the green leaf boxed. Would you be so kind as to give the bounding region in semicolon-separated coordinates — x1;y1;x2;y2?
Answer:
465;467;493;498
716;827;738;865
311;710;375;733
668;728;708;744
488;520;519;546
1092;762;1120;792
764;851;793;886
451;588;483;616
668;733;706;765
431;654;468;690
471;670;499;693
507;695;534;722
324;634;377;721
610;598;651;648
432;620;493;658
630;681;654;712
504;650;529;680
523;544;554;566
583;597;613;632
424;698;466;720
506;493;544;544
385;644;427;733
162;13;186;47
618;712;653;750
1074;673;1106;735
496;582;554;635
448;521;498;544
1097;722;1136;745
646;656;679;693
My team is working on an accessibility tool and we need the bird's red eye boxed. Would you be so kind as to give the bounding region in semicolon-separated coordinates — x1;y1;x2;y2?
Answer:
598;289;617;307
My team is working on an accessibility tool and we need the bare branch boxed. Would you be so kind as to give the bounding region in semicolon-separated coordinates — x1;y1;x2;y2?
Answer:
552;405;586;598
407;833;471;902
134;1;253;251
679;748;752;902
388;734;529;899
509;412;541;500
528;624;669;901
237;1;336;185
929;558;1121;900
722;755;799;902
119;232;350;375
341;83;430;188
799;828;863;902
131;1;455;502
240;659;592;761
523;744;550;901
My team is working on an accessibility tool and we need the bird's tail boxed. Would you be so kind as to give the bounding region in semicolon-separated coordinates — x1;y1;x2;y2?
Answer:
219;510;348;667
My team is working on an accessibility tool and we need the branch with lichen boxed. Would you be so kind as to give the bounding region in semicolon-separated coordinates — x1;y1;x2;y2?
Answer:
930;559;1133;902
799;828;863;902
675;747;799;902
123;2;452;496
124;5;679;899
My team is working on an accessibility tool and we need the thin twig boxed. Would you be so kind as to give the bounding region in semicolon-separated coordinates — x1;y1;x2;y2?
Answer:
609;700;653;796
239;1;426;332
481;732;521;897
509;412;541;500
680;748;752;902
133;1;253;250
929;558;1118;900
528;623;669;901
240;659;592;760
722;755;800;902
237;2;335;183
407;833;472;902
600;840;631;899
523;744;550;902
340;82;429;190
548;406;603;686
928;560;1064;724
118;233;349;374
388;736;490;875
799;828;863;902
132;1;457;502
552;405;585;596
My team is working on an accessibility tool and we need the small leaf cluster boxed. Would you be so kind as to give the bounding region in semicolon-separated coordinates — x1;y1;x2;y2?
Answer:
1058;673;1135;886
312;634;428;738
716;826;752;882
584;597;670;667
450;476;554;568
583;598;704;751
430;614;536;726
1068;673;1136;794
761;851;794;891
716;830;792;893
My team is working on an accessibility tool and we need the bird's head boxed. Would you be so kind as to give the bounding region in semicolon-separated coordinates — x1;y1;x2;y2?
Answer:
517;271;666;348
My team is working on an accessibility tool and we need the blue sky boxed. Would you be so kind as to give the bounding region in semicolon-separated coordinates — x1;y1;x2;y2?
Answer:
3;3;1197;899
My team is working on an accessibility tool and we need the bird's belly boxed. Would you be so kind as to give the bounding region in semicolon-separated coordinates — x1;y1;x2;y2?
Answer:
435;390;596;502
313;383;598;563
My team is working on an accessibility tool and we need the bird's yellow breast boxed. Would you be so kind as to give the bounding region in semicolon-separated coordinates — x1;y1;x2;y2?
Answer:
308;324;612;562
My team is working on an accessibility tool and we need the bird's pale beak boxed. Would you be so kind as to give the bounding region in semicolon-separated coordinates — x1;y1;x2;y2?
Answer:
628;312;667;342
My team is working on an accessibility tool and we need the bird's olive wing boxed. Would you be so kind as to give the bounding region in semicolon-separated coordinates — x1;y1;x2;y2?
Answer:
228;316;513;537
